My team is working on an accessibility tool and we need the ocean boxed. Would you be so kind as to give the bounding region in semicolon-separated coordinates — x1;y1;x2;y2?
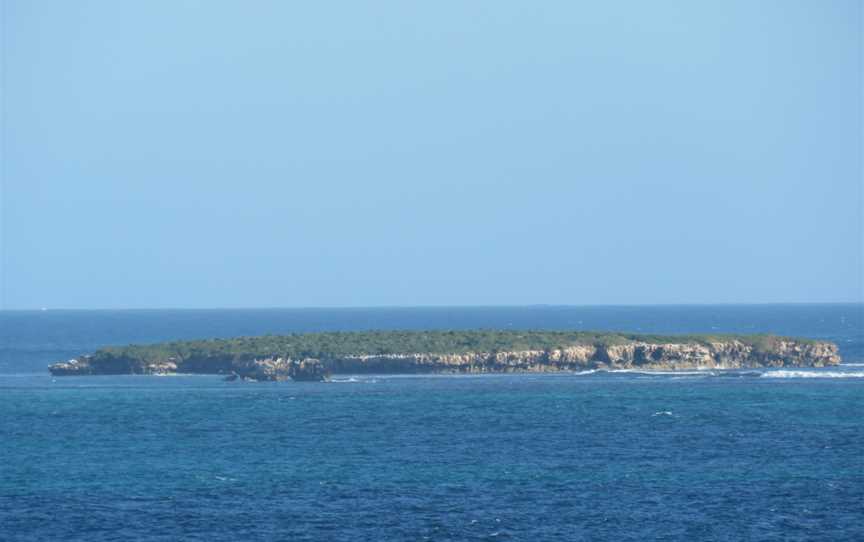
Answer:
1;304;862;541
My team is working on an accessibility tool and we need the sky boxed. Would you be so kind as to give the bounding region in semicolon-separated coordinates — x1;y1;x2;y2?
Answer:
1;0;862;309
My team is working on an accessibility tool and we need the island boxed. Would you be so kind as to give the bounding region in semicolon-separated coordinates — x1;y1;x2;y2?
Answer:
48;330;841;381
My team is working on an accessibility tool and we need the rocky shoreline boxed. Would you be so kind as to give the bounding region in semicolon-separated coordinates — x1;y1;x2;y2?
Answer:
49;355;331;382
48;334;841;381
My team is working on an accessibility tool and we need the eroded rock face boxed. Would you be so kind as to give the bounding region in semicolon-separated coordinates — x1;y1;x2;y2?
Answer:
48;355;330;381
584;340;842;370
332;346;597;373
46;357;95;376
233;357;329;382
49;340;840;378
760;340;841;368
47;355;181;376
320;341;841;373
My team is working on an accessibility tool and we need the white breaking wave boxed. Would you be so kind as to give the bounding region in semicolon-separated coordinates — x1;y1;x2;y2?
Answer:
841;363;864;367
607;369;714;376
330;376;362;383
760;370;864;379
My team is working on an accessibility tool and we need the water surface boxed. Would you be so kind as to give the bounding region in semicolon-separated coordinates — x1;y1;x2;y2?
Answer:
2;305;862;541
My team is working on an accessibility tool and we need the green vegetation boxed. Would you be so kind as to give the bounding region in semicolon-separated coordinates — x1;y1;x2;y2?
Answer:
91;330;811;363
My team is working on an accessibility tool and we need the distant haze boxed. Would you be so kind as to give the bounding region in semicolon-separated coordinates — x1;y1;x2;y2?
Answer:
1;1;861;309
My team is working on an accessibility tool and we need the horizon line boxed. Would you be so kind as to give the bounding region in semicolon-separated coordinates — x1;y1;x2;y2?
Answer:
1;301;862;312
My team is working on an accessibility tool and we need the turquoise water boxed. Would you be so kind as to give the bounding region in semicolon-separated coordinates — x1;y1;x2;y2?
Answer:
1;305;862;540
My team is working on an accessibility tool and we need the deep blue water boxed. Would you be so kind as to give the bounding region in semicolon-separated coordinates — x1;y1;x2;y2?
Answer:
1;305;863;541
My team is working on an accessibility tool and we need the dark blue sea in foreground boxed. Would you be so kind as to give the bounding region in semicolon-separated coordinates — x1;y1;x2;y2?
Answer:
1;305;862;541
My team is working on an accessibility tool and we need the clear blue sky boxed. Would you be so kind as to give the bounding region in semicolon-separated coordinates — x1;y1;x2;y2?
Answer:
1;1;861;309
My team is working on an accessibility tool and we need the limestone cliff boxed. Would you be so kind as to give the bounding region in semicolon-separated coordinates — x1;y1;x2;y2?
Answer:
325;340;839;373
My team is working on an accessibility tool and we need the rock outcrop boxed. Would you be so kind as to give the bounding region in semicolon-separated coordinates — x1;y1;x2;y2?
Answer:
48;336;840;379
49;356;330;381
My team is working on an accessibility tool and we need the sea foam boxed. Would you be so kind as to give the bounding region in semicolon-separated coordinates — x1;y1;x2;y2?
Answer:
607;369;714;376
760;370;864;379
